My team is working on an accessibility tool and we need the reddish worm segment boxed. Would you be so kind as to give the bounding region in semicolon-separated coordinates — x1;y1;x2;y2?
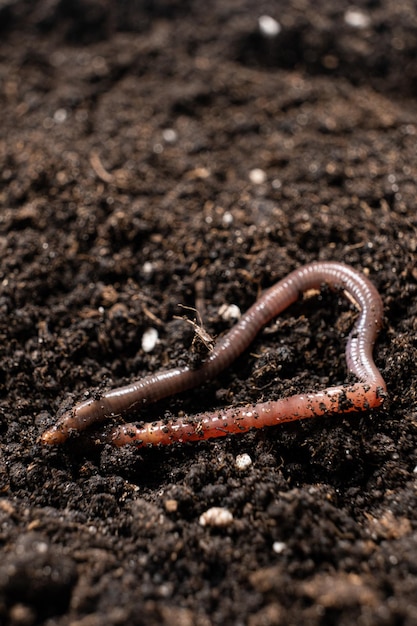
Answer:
41;262;386;448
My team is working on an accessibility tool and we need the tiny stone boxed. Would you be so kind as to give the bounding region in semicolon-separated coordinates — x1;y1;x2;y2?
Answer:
344;7;371;29
9;603;34;626
219;303;241;322
272;541;286;554
53;108;67;123
258;15;281;38
235;453;252;471
141;327;159;353
142;261;154;277
222;211;234;226
164;499;178;513
199;507;233;527
249;168;267;184
162;128;178;143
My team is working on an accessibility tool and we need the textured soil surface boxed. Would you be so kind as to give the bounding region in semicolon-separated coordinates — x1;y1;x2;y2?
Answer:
1;2;417;625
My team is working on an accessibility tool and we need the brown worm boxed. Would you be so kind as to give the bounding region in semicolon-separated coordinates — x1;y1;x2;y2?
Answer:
41;261;386;447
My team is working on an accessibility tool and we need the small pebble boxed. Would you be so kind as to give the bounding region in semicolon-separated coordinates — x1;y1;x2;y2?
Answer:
272;541;286;554
235;453;252;471
142;261;154;277
9;603;35;626
199;507;234;528
141;327;159;353
219;303;241;322
258;15;281;38
249;168;267;184
222;211;234;226
344;7;371;29
53;108;67;123
164;499;178;513
162;128;178;143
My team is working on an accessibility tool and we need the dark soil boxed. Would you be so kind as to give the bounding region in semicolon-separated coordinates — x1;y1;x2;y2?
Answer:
1;1;417;625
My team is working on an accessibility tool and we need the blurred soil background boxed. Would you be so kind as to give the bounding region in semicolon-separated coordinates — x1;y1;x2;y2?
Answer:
0;1;417;625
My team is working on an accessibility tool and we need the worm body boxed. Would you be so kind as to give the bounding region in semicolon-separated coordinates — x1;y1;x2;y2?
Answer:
41;262;386;447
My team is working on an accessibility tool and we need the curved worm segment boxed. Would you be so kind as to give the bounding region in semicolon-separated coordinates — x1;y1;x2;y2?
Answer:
41;262;386;448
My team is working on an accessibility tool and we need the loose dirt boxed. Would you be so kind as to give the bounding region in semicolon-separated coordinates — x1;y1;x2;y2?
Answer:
0;2;416;625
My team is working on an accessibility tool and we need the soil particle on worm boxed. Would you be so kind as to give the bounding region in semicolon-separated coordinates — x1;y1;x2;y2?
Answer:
0;1;417;625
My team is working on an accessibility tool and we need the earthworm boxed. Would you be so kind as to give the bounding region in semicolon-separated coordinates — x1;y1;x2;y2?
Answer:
41;261;386;447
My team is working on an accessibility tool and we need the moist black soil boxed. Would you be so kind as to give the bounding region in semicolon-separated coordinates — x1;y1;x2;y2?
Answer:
1;2;417;625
